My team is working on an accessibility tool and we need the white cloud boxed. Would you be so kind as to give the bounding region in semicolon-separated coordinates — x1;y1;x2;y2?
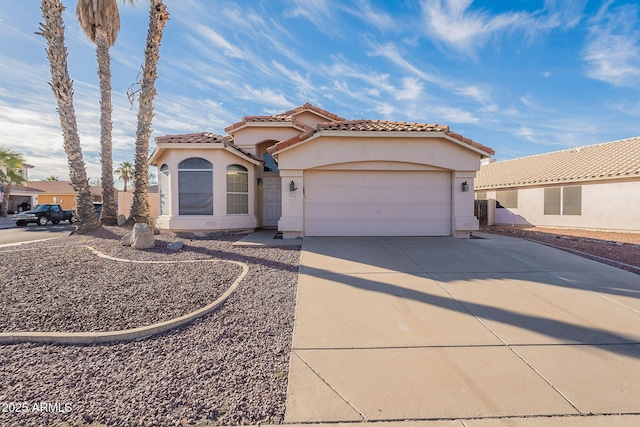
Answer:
583;2;640;87
420;0;586;57
541;71;552;78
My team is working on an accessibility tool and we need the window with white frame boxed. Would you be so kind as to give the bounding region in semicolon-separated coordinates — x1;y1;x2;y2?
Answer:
178;158;213;215
226;164;248;215
159;164;170;215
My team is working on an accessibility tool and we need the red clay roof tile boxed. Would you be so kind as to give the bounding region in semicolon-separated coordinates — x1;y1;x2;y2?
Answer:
268;120;493;155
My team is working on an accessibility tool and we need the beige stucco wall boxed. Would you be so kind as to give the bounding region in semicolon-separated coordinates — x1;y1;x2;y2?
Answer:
275;134;483;238
151;146;258;232
486;179;640;232
118;191;159;220
232;127;300;154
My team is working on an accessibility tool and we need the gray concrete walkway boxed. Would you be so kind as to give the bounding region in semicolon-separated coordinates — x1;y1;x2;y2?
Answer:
285;234;640;425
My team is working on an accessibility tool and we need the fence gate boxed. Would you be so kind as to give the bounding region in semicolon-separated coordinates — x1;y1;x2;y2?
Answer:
474;199;488;226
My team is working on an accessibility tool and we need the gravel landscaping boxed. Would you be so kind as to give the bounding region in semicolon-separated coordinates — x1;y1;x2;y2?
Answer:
0;227;300;426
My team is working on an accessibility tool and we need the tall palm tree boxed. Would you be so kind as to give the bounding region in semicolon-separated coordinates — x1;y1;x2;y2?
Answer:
128;0;169;226
38;0;100;233
76;0;132;226
114;161;134;192
0;147;27;217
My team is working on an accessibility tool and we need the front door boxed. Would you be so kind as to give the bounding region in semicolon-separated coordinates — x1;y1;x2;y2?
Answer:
262;176;282;227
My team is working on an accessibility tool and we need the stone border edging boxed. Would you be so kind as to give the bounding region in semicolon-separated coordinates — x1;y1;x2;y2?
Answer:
0;246;249;345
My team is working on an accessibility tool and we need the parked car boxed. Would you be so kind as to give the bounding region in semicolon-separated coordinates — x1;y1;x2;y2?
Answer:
13;204;75;226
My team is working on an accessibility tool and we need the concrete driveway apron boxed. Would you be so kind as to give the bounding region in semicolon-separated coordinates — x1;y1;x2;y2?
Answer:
284;234;640;425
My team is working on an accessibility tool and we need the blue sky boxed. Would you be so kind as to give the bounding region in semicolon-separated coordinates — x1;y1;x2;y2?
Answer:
1;0;640;186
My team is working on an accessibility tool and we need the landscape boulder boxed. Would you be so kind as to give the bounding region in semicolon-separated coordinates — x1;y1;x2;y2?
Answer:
117;214;127;226
121;233;131;246
131;223;155;249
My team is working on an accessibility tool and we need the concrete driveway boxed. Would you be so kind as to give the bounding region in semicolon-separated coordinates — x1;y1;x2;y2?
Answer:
285;234;640;426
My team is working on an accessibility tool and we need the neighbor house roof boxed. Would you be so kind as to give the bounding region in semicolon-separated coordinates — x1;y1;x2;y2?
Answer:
7;184;44;193
150;132;259;165
267;120;495;156
27;181;103;197
475;136;640;190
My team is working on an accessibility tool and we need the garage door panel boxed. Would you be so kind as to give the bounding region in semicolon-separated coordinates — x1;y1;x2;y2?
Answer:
304;171;452;236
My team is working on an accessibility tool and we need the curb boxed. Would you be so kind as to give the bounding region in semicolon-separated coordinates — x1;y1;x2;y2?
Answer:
0;246;249;345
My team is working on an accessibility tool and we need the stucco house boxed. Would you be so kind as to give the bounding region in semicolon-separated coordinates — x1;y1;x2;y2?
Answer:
27;181;104;211
149;103;494;238
475;136;640;232
1;163;39;213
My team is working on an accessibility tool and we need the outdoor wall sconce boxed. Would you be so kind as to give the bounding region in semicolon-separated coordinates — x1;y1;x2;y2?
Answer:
257;177;263;187
289;180;298;192
461;181;469;192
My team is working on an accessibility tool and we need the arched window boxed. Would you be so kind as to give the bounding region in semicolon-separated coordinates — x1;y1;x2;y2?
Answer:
159;164;170;215
178;158;213;215
263;152;279;173
226;164;248;215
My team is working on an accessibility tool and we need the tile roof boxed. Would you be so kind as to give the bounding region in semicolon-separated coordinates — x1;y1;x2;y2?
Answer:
8;184;44;193
154;132;257;160
223;102;339;134
224;116;312;134
28;181;103;196
281;102;346;122
268;120;494;155
475;136;640;189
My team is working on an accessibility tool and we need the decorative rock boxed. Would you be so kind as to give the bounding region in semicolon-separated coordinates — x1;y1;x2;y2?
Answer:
117;214;127;226
167;241;184;251
131;223;155;249
121;233;132;246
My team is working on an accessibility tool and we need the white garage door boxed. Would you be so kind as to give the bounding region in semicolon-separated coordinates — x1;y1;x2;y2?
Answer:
304;170;451;236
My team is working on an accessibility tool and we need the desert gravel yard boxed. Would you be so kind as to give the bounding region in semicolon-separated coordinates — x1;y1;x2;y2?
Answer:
0;227;300;426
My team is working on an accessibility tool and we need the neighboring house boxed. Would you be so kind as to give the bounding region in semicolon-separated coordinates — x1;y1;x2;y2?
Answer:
0;163;38;213
3;184;43;213
27;181;104;211
149;103;494;238
475;136;640;232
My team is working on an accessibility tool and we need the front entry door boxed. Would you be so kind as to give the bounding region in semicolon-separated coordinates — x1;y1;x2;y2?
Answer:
262;176;282;227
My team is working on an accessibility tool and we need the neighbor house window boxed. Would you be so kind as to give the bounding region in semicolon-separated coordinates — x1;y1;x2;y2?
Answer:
178;158;213;215
563;186;582;215
159;164;170;215
263;153;279;173
544;188;561;215
544;186;581;215
227;164;248;215
496;190;518;208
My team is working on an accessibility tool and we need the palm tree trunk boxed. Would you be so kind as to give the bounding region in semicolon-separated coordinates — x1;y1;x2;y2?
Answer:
96;30;117;226
39;0;100;234
128;0;169;226
0;183;10;216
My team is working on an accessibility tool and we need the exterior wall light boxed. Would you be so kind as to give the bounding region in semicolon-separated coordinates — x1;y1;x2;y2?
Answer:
461;181;469;192
289;180;298;191
257;177;263;187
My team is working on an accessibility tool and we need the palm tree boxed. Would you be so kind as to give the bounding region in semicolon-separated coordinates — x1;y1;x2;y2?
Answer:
0;147;27;217
38;0;100;233
45;175;60;181
128;0;169;226
76;0;132;226
114;161;134;191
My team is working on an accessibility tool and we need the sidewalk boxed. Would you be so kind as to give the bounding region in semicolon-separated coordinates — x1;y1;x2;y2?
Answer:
285;235;640;425
0;215;15;229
